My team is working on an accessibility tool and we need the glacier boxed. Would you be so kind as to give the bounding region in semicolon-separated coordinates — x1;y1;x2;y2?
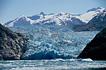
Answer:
9;25;99;60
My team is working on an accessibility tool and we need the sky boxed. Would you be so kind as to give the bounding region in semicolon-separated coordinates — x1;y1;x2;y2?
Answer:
0;0;106;24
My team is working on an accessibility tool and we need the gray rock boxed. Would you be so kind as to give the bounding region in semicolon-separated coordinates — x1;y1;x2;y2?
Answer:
0;24;28;60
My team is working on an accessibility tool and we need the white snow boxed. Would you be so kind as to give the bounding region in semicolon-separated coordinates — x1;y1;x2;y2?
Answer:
75;7;105;23
33;12;74;25
5;15;36;27
63;39;72;43
4;7;106;27
6;22;14;27
22;16;35;24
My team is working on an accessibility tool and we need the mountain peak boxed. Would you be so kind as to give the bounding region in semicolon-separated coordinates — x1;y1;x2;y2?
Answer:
87;7;104;12
40;12;45;15
16;15;27;20
57;12;65;16
103;9;106;12
97;9;106;19
96;7;103;9
18;15;25;18
59;12;65;14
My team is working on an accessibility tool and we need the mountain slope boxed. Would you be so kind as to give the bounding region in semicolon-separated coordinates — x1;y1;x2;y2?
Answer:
0;24;27;60
4;15;35;27
77;27;106;60
73;9;106;31
75;7;105;23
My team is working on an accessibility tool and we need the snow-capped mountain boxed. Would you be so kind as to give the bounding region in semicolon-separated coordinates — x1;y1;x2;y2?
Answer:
75;7;105;23
89;9;106;23
4;15;35;27
73;9;106;31
28;12;85;25
4;7;105;27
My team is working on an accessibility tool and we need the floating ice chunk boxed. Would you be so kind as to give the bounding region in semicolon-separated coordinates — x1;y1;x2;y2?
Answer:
82;58;93;61
51;58;65;61
63;39;72;43
78;58;93;61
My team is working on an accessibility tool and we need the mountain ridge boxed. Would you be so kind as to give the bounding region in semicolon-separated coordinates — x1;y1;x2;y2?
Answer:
73;9;106;31
4;7;105;27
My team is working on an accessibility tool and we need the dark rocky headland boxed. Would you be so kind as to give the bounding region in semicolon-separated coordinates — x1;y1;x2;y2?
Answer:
78;27;106;60
0;24;28;60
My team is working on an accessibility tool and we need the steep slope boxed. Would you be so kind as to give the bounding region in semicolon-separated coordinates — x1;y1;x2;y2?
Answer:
77;27;106;60
75;7;105;23
73;9;106;31
0;24;27;60
4;15;35;27
28;12;45;20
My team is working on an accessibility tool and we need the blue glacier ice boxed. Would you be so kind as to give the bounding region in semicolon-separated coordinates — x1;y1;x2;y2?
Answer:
9;25;99;60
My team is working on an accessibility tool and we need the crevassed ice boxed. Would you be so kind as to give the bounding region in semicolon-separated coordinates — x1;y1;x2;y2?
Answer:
10;25;99;60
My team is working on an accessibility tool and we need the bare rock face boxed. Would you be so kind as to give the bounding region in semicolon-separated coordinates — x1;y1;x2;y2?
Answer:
77;27;106;60
0;24;27;60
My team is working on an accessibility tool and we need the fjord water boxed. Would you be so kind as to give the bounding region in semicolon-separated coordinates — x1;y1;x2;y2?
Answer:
0;25;106;70
0;59;106;70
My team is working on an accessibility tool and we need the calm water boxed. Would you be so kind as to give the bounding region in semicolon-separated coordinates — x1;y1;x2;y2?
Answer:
0;59;106;70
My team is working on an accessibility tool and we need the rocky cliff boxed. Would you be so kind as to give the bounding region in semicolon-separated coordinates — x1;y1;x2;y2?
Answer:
77;27;106;60
0;24;27;60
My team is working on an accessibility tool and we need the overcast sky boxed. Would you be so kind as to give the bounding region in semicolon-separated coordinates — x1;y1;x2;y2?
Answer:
0;0;106;24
